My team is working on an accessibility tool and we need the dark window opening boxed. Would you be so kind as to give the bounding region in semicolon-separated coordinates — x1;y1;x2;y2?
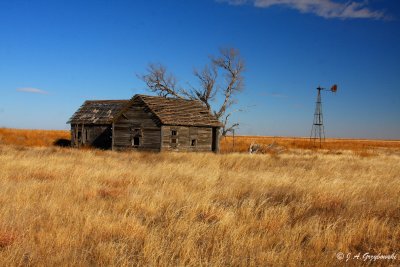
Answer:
133;136;140;146
170;129;178;147
191;139;197;147
131;128;142;147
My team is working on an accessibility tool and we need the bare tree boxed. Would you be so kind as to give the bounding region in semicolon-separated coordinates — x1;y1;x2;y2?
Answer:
141;64;183;98
139;48;245;136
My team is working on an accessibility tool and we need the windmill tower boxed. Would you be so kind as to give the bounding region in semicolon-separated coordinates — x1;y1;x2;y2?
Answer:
310;85;337;147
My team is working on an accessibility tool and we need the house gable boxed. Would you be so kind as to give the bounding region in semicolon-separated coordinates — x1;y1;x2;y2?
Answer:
113;97;161;151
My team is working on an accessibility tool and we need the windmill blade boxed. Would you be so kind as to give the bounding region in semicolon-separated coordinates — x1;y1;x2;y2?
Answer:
330;84;338;93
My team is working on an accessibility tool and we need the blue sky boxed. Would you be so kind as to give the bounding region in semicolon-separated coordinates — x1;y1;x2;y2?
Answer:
0;0;399;139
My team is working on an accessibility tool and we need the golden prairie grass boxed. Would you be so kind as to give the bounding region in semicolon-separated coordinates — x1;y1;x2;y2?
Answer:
0;128;70;147
220;135;400;153
0;144;399;266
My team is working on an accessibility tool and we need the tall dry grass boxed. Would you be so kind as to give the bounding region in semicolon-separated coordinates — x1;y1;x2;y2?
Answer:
0;128;70;147
0;144;399;266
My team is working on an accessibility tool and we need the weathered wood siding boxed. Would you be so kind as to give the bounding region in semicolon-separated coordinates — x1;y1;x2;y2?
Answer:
71;124;112;149
70;126;76;146
113;98;161;151
161;125;213;152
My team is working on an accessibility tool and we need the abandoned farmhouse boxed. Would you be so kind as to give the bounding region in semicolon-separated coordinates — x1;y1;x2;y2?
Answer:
68;94;222;152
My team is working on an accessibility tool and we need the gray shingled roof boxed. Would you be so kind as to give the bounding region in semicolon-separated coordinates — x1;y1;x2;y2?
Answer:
136;95;221;127
68;100;129;124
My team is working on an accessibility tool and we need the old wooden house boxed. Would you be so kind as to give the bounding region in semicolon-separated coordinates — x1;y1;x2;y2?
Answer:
68;94;222;152
68;100;129;149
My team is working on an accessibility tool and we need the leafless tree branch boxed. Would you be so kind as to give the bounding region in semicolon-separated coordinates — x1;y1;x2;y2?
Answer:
212;48;244;120
139;64;185;98
192;64;218;111
139;48;245;136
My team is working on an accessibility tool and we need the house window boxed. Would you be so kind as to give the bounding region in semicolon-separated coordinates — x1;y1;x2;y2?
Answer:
131;128;142;147
133;136;140;146
170;129;178;147
191;139;197;147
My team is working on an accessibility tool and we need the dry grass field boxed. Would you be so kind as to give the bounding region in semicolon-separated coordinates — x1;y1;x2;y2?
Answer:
0;128;400;266
220;135;400;153
0;128;70;147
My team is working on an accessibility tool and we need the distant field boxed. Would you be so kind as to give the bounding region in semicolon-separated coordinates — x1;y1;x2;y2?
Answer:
221;135;400;153
0;128;70;147
1;128;399;153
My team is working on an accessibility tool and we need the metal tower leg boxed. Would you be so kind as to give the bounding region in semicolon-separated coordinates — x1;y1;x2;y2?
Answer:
310;87;325;148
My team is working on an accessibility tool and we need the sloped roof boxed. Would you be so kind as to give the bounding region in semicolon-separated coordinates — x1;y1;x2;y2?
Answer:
135;95;221;127
68;100;129;124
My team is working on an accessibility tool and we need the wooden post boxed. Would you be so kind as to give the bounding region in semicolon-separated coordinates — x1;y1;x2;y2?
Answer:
82;124;85;145
71;125;74;147
160;125;163;152
217;129;220;153
214;127;220;153
76;124;80;148
112;123;115;151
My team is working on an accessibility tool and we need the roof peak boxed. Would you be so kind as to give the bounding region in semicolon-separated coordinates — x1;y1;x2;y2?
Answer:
85;100;129;103
136;94;202;102
132;94;221;127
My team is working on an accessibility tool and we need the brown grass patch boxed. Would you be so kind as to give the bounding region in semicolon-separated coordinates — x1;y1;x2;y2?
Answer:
30;170;56;181
101;178;131;189
353;150;378;158
0;231;16;249
97;187;124;199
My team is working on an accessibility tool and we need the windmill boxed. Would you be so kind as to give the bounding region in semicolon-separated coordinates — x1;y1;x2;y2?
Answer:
310;85;337;147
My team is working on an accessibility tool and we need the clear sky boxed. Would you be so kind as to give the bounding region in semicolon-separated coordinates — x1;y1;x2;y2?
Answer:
1;0;399;139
